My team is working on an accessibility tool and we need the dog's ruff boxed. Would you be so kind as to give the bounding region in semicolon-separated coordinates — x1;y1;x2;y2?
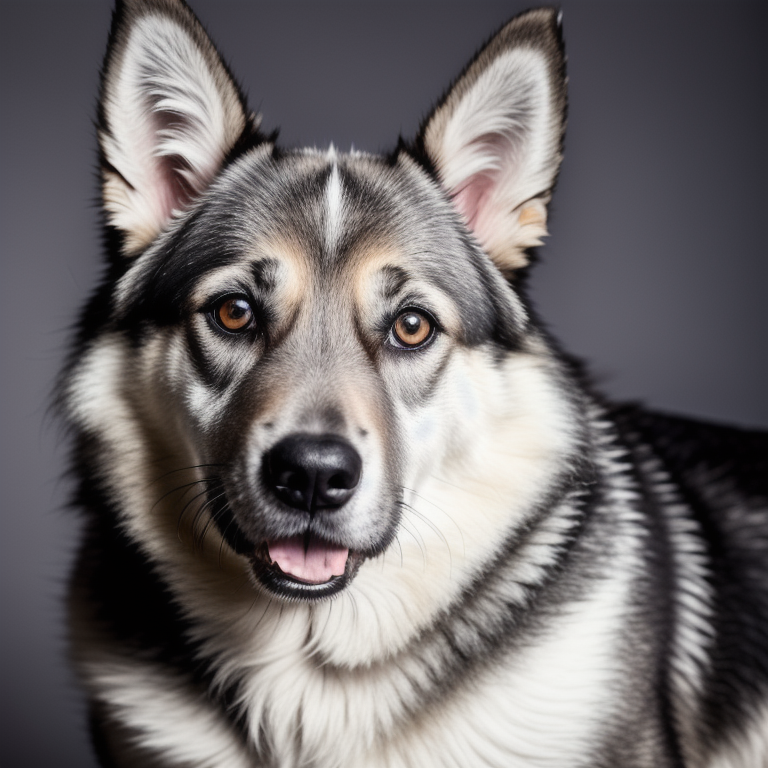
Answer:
62;1;768;766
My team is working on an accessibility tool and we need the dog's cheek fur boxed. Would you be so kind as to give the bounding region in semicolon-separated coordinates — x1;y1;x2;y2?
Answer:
66;330;249;581
306;338;587;667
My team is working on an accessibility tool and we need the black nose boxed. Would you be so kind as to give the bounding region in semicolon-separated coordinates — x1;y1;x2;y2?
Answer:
265;434;362;512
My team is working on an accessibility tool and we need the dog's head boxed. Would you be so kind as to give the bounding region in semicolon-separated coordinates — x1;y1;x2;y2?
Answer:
70;0;570;603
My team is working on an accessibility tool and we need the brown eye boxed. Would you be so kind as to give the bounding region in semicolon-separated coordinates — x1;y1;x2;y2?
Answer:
392;310;434;348
214;297;254;332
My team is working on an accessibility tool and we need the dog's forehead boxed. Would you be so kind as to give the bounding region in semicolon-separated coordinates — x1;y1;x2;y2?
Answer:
212;148;461;266
206;149;504;303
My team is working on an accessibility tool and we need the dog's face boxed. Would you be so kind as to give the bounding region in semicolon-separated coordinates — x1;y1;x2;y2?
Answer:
111;146;529;600
68;0;571;605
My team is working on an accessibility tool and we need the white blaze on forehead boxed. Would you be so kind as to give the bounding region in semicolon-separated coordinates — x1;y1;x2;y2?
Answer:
324;151;345;250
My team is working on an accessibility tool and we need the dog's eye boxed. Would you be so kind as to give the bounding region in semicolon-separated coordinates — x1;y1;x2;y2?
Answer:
391;310;434;349
212;296;254;333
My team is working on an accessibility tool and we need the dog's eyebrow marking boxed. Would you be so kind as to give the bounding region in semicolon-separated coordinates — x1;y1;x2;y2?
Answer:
379;265;409;301
349;246;405;310
258;237;313;321
324;150;344;250
250;259;276;292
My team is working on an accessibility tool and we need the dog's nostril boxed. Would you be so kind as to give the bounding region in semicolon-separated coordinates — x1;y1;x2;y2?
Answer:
274;468;312;508
327;473;347;490
265;434;362;512
278;470;307;492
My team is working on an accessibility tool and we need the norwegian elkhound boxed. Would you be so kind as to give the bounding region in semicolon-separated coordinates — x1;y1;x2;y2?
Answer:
62;1;768;765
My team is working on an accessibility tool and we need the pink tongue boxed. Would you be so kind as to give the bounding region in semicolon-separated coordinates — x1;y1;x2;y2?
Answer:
267;535;349;585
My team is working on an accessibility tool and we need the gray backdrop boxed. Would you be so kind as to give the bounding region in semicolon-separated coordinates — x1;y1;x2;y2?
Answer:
1;1;765;765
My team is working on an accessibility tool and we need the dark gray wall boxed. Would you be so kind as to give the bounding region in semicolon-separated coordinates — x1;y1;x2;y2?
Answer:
1;1;765;765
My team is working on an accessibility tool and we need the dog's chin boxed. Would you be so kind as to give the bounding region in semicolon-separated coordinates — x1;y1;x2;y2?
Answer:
250;540;364;601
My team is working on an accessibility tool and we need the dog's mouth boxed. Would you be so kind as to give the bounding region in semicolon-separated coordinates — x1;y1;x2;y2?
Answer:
208;489;367;600
264;534;348;584
250;533;362;600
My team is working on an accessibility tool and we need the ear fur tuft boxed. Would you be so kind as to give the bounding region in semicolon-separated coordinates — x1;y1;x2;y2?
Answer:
420;8;567;274
99;0;256;255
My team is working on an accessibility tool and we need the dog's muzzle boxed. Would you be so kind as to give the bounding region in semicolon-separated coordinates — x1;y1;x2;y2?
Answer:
211;433;373;600
241;433;364;598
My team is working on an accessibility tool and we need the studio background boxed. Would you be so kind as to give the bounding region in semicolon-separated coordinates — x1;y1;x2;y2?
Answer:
1;1;765;765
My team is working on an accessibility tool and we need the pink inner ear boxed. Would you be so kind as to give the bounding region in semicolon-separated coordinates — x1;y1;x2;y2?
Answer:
156;153;196;221
151;110;198;222
452;173;495;241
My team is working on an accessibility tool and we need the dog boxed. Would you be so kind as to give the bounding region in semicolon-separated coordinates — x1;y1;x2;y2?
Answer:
61;0;768;765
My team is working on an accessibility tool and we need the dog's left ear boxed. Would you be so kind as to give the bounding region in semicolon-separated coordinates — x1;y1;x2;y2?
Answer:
419;8;566;274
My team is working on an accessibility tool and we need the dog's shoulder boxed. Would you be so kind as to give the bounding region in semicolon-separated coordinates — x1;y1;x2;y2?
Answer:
612;403;768;575
613;403;768;748
612;404;767;504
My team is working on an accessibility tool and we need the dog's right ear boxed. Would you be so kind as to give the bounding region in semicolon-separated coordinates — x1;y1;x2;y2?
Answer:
98;0;256;256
